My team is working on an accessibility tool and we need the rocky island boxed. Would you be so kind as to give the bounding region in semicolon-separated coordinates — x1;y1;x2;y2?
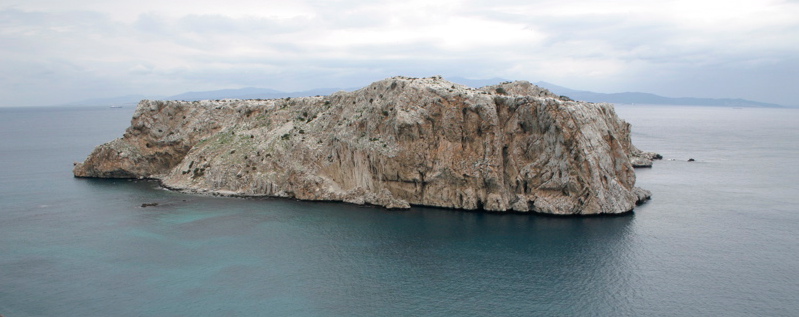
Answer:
74;76;658;215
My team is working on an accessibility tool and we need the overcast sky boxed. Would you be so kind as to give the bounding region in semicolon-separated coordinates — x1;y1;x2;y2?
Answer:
2;0;797;107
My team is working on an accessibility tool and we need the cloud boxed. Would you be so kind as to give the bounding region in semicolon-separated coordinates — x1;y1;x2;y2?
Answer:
1;0;798;107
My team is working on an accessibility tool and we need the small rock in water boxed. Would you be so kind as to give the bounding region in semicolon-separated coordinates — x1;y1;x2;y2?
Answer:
688;158;695;162
141;203;159;207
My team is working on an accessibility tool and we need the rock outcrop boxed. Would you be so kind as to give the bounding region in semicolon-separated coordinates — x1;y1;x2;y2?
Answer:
630;150;662;168
74;76;655;215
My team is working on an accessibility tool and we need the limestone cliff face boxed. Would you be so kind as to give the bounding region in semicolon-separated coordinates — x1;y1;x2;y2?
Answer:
74;76;654;215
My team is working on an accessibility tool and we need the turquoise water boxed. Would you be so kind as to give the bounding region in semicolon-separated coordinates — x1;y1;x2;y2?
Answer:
1;105;797;316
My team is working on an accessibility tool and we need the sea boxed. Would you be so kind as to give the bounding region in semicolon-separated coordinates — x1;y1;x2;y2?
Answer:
0;104;797;317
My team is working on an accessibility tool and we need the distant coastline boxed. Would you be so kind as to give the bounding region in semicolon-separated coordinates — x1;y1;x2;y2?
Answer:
48;78;789;109
533;81;785;108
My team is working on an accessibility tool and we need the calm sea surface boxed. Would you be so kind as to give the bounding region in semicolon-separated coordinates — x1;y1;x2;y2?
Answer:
0;105;797;316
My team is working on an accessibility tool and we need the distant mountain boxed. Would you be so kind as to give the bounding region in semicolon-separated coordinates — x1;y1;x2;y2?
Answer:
449;77;783;107
59;94;157;107
56;78;785;108
534;82;784;108
167;87;282;101
166;87;347;101
448;77;511;89
57;87;351;108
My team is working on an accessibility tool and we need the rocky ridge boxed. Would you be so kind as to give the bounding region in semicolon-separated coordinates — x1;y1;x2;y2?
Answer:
74;76;656;215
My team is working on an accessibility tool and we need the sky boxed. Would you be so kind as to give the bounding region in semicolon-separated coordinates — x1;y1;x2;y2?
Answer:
1;0;798;107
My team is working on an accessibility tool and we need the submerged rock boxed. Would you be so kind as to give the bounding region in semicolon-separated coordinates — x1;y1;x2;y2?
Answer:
74;76;656;215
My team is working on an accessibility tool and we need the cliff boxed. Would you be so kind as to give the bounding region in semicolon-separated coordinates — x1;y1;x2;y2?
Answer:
74;76;655;215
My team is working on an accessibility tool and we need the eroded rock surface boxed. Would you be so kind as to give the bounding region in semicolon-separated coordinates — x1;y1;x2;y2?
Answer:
74;76;655;215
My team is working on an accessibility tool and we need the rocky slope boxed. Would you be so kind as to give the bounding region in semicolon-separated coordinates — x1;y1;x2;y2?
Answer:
74;76;656;215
